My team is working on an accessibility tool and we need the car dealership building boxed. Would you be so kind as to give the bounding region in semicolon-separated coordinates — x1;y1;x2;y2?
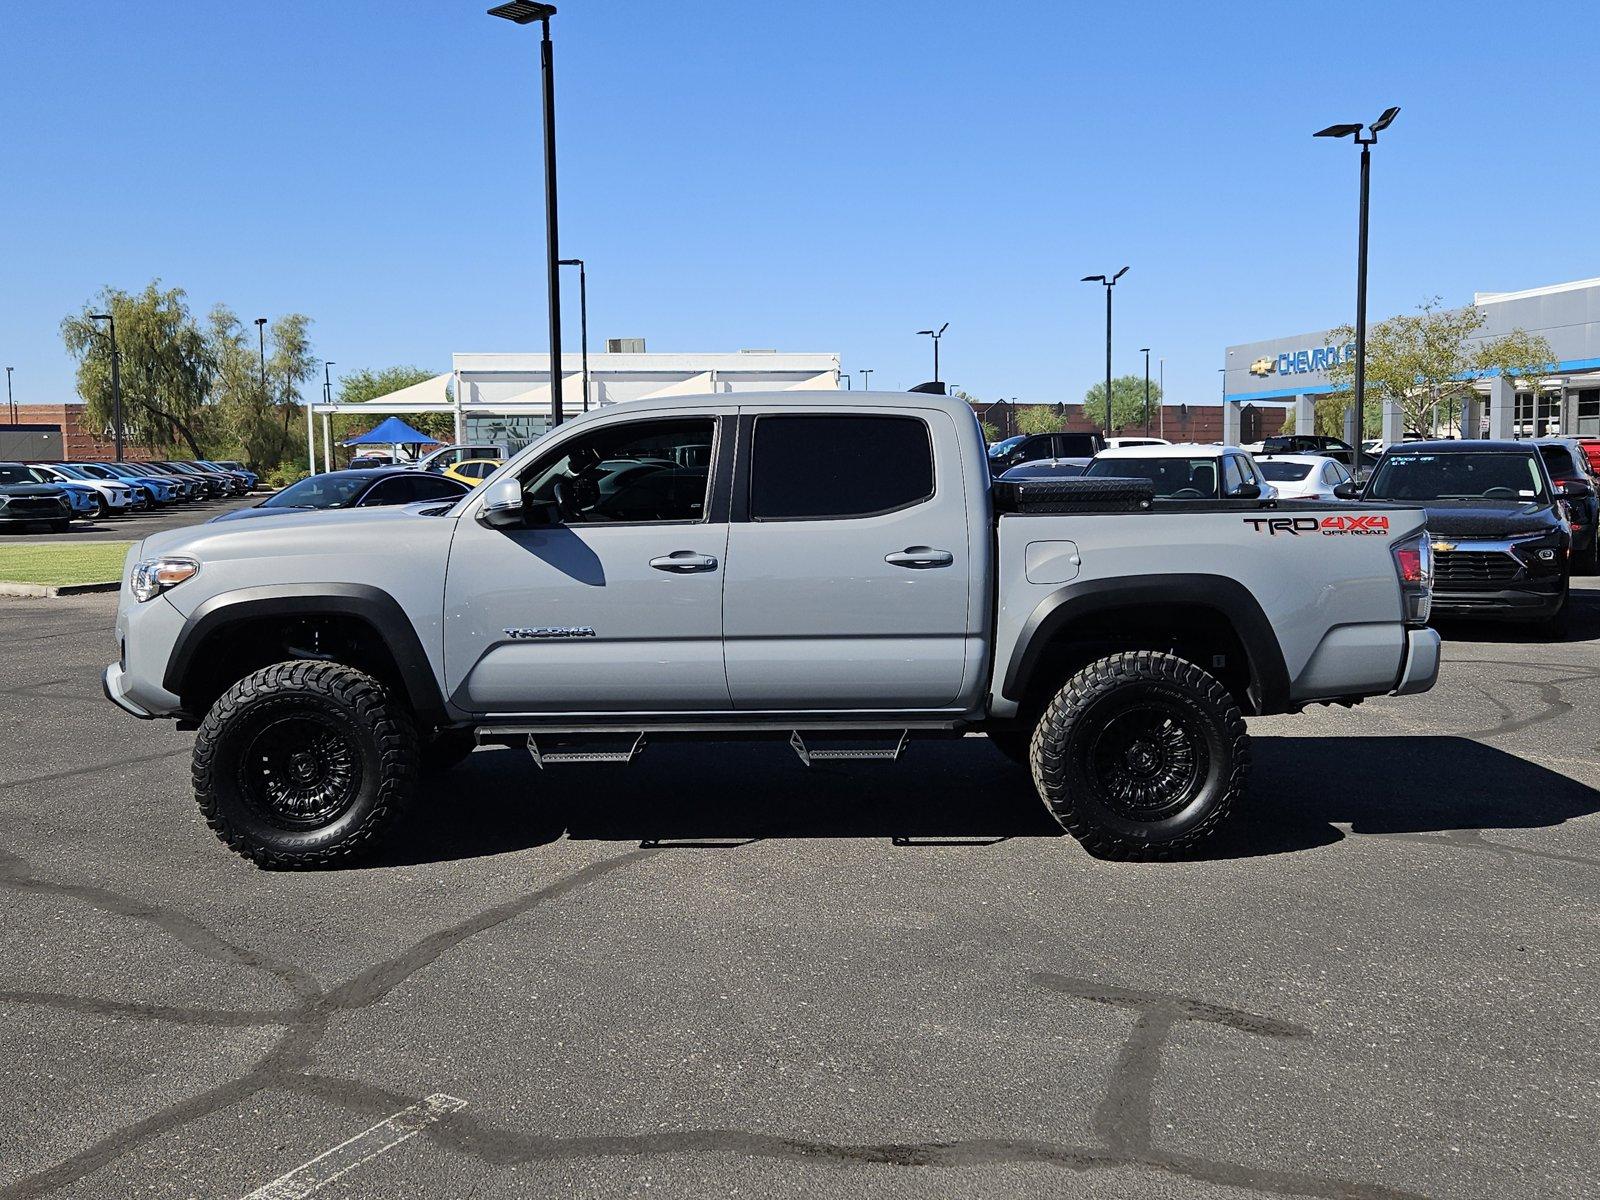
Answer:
1221;276;1600;444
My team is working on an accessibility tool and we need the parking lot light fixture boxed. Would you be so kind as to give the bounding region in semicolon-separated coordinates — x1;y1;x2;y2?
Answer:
559;258;589;410
916;323;948;384
491;0;565;426
1141;347;1152;435
859;369;873;391
5;366;13;422
90;312;123;461
1315;107;1400;445
1082;267;1128;435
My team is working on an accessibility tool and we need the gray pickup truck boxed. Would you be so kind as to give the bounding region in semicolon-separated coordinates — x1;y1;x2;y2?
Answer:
104;392;1440;867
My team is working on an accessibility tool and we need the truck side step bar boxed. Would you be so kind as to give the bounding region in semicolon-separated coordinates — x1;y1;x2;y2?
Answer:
526;732;646;768
789;730;909;767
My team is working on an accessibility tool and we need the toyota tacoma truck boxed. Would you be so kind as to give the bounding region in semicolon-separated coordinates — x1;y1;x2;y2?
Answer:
103;392;1440;867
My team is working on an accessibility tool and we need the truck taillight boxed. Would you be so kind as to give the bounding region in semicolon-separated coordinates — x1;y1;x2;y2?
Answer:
1391;531;1432;626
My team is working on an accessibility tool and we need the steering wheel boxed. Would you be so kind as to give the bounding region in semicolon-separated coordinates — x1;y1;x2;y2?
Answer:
1169;487;1204;499
552;475;600;520
1483;486;1518;500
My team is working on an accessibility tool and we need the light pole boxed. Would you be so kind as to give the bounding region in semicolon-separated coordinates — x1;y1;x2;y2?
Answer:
5;366;13;423
90;312;123;461
1081;267;1128;434
1158;358;1165;438
859;369;873;391
916;322;948;384
1315;106;1399;446
839;371;851;389
1140;347;1152;436
254;317;268;395
558;257;589;410
491;1;566;426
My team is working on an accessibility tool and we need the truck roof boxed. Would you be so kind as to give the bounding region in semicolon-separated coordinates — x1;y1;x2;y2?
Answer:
565;389;978;423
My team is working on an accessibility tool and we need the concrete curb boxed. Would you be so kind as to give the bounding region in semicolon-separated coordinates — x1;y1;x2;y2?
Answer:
0;580;120;598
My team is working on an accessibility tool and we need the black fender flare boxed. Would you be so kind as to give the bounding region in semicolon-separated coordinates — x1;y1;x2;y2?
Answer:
163;583;446;723
1001;574;1291;715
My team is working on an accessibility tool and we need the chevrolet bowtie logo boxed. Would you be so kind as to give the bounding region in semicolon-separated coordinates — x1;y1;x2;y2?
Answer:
1431;541;1456;553
1248;357;1275;377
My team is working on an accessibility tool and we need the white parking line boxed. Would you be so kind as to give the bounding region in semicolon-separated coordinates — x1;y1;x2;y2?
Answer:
239;1093;467;1199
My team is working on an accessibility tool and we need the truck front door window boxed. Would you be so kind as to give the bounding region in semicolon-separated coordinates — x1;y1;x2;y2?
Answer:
523;418;715;524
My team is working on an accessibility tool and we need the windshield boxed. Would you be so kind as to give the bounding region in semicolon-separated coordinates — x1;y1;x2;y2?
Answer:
1364;452;1548;502
0;465;38;486
1258;461;1313;482
988;436;1026;458
1084;455;1221;498
52;464;90;479
261;474;373;508
75;464;115;479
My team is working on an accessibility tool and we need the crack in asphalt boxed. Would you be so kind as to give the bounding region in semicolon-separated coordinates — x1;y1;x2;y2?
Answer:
0;746;190;793
1375;826;1600;871
0;848;653;1200
0;844;1432;1200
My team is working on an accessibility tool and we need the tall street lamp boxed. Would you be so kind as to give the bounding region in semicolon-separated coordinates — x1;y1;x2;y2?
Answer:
1140;347;1152;435
558;258;589;411
839;370;851;389
1315;106;1399;445
323;361;336;407
90;312;124;461
254;317;269;395
859;369;873;390
5;366;13;423
1081;266;1128;435
491;1;566;426
916;322;948;384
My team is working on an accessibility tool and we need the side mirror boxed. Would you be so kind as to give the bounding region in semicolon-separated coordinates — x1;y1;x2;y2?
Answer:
1333;481;1362;500
1230;482;1262;500
477;477;525;528
1557;479;1595;500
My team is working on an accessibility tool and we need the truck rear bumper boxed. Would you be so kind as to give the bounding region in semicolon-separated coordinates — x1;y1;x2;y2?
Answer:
1391;627;1442;696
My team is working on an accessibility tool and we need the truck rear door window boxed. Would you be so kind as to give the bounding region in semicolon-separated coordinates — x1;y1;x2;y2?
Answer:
750;415;933;520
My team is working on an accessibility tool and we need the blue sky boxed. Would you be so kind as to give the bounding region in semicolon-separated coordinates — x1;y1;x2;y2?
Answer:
2;1;1594;410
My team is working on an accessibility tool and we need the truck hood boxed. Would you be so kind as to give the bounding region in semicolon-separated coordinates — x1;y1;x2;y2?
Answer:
140;501;461;560
1412;501;1561;539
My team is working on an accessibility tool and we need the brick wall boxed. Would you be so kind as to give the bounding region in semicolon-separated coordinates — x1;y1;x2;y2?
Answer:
2;404;163;461
974;403;1290;445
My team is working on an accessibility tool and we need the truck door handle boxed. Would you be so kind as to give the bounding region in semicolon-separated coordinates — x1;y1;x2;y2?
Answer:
650;551;719;573
885;546;954;569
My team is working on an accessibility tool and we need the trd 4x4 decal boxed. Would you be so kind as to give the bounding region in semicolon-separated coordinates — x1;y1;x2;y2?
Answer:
1244;515;1390;536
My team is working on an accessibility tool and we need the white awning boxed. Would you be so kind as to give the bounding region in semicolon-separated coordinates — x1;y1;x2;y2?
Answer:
487;374;585;410
785;371;840;391
363;373;453;405
632;371;717;400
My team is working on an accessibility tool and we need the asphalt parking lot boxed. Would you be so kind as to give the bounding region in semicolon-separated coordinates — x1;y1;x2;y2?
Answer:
3;587;1600;1199
0;495;265;543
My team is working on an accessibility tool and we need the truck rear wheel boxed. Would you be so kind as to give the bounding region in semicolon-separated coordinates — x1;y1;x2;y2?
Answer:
192;661;417;868
1029;651;1247;859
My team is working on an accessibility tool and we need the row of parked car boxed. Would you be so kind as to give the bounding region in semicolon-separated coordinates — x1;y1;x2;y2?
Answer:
0;458;259;531
989;429;1599;632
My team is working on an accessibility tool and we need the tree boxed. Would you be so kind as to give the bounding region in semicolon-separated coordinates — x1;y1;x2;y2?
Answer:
1014;405;1062;435
1318;298;1555;437
205;305;308;469
1082;374;1162;433
60;282;215;457
336;366;456;447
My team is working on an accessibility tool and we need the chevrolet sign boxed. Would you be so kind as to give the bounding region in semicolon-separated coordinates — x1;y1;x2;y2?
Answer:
1249;357;1275;377
1272;341;1356;377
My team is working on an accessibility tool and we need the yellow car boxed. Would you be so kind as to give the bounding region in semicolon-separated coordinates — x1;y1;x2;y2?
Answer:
442;459;502;487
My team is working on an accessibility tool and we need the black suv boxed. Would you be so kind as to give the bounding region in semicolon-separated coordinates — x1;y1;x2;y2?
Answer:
1534;438;1599;574
1341;440;1579;627
988;431;1106;475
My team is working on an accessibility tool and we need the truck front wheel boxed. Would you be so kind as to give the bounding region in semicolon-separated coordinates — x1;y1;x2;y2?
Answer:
192;661;417;868
1030;651;1247;859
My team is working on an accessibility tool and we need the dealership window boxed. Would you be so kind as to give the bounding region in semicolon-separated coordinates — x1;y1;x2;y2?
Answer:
1577;388;1600;437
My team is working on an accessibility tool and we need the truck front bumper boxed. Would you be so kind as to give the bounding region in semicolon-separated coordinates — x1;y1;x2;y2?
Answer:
102;664;156;719
1391;626;1441;696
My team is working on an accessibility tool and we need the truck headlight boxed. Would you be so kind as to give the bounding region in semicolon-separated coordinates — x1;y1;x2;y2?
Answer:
129;556;199;603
